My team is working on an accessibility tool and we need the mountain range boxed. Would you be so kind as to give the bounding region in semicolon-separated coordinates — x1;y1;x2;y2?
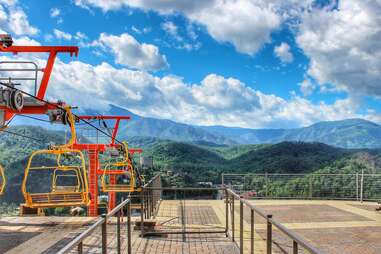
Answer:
11;104;381;149
95;105;381;149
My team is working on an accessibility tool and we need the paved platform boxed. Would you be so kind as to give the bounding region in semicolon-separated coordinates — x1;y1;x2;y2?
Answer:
242;200;381;254
1;200;381;253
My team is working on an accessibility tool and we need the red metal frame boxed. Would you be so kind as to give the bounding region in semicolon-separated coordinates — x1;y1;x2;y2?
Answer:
0;45;78;122
70;115;141;216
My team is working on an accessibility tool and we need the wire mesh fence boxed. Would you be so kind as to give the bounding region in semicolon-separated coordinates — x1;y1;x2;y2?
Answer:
222;173;381;201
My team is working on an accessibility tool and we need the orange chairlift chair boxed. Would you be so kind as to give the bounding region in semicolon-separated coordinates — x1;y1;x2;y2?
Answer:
101;141;144;193
21;107;90;208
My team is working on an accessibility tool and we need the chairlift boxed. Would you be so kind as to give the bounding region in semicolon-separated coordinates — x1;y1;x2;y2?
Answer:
101;142;139;192
21;107;90;208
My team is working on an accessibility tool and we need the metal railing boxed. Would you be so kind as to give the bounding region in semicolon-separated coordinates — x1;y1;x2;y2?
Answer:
225;188;323;254
57;198;132;254
222;173;381;201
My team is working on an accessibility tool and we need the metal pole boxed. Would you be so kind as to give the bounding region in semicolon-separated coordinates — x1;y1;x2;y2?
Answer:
360;169;364;202
240;201;243;254
265;173;268;198
266;215;272;254
293;240;298;254
117;211;121;254
251;209;254;254
231;196;235;242
140;189;144;237
77;242;83;254
127;202;131;254
309;176;313;199
356;173;359;201
225;189;229;237
101;214;107;254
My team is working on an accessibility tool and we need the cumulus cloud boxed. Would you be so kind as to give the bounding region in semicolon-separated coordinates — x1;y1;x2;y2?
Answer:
274;42;293;64
0;2;38;35
161;21;181;41
97;33;169;71
50;8;60;17
1;49;370;128
296;0;381;98
53;29;72;40
74;0;313;56
299;79;315;97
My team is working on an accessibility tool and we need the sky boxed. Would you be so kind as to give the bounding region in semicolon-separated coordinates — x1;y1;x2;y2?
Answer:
0;0;380;129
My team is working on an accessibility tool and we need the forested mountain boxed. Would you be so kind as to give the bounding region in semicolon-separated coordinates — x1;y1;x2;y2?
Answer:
1;125;380;204
101;105;381;149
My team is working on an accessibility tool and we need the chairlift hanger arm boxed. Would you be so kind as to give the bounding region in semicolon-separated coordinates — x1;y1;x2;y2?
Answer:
0;45;79;100
75;115;131;147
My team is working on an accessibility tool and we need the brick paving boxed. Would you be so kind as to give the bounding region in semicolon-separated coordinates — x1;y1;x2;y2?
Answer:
3;200;381;253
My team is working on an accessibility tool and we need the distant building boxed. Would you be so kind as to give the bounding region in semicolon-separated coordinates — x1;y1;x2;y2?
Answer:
140;156;153;168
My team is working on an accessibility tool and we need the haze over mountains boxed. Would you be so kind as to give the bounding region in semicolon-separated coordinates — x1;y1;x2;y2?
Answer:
103;105;381;149
12;104;381;149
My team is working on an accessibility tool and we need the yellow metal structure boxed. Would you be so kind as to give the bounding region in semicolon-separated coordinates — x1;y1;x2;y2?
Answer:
21;107;90;208
101;142;138;192
0;164;5;195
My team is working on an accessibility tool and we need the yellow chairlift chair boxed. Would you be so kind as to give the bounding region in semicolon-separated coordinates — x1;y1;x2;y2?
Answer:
0;164;5;195
101;142;138;192
21;107;90;208
51;167;81;193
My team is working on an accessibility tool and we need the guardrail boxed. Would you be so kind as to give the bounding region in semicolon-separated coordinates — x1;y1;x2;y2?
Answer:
222;172;381;201
57;198;132;254
225;188;323;254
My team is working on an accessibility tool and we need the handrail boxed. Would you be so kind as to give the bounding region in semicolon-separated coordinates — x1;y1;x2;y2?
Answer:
57;198;132;254
270;219;322;254
57;218;105;254
225;187;323;254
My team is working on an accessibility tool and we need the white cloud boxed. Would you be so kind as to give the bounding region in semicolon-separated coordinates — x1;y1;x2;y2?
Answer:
97;33;169;71
74;31;87;40
2;48;370;128
131;25;150;34
74;0;313;56
50;8;60;17
296;0;381;98
299;79;315;97
0;2;38;35
53;29;72;40
161;21;181;41
274;42;293;64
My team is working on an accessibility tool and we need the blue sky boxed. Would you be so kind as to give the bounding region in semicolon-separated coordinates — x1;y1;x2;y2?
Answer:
1;0;380;129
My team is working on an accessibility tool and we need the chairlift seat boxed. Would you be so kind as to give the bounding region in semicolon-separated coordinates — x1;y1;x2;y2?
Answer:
26;192;87;208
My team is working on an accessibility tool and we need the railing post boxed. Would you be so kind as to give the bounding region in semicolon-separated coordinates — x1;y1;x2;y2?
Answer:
360;170;364;202
127;202;132;254
140;188;144;237
251;209;254;254
293;240;298;254
231;195;235;242
265;173;268;198
117;211;121;254
225;189;229;237
77;242;83;254
309;176;313;199
356;173;359;201
101;214;107;254
266;214;272;254
240;200;244;254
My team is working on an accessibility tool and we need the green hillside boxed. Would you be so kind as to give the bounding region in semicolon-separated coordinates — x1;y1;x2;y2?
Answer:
1;126;380;204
